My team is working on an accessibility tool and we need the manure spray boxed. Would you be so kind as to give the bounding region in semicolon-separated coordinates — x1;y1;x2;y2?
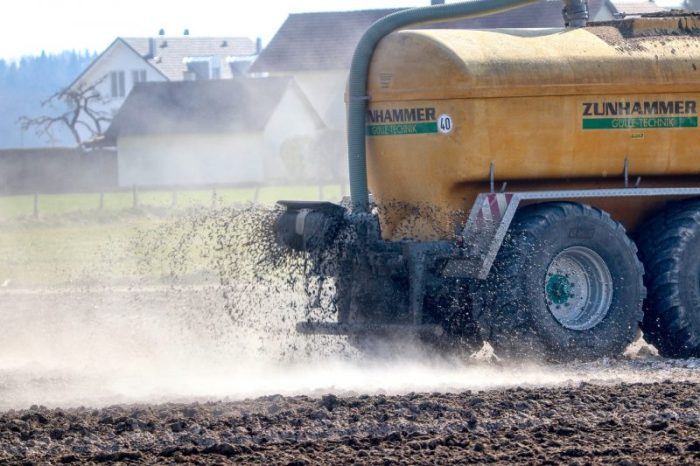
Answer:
0;205;698;410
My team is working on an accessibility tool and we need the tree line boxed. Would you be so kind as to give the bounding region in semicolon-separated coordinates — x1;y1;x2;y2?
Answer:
0;51;96;149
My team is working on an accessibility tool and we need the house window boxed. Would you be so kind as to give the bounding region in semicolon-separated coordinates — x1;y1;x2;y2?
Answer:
184;56;221;80
110;71;125;98
132;69;147;85
186;61;210;80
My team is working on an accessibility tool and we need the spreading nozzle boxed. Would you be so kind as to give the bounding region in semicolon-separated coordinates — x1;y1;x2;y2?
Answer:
274;201;346;252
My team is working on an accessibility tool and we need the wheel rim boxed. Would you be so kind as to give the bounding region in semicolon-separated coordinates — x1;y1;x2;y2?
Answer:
544;246;613;331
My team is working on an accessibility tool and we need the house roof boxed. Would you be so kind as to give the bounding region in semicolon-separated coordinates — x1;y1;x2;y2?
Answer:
67;38;169;92
608;1;666;16
122;37;258;80
68;36;258;91
103;78;322;144
250;0;613;73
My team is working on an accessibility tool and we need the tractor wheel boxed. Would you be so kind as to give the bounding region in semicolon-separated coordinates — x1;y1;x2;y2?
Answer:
478;202;644;362
637;199;700;358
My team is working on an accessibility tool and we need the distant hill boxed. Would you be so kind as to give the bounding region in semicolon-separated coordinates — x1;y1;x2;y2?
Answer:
0;51;96;148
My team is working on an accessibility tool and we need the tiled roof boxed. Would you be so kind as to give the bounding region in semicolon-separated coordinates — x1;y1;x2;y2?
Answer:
250;9;400;73
608;1;666;16
104;78;308;142
250;0;611;73
123;37;258;80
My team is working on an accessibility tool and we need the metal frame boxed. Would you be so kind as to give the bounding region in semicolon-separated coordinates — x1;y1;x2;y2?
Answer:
459;187;700;280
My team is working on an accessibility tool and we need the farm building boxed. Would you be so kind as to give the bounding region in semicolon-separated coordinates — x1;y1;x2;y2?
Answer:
66;36;259;143
103;78;324;187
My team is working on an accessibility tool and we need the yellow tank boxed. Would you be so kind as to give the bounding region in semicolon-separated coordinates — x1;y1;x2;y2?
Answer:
365;16;700;240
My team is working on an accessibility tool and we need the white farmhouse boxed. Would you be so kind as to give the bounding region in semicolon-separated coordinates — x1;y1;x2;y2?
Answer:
67;36;258;141
103;78;324;187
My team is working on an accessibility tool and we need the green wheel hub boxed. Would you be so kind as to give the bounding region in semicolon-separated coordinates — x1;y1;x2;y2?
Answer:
546;274;573;305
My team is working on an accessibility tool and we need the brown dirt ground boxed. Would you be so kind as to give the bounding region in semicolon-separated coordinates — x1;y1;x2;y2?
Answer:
0;380;698;465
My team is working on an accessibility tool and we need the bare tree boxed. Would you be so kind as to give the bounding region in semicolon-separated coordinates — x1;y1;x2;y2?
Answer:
17;77;112;146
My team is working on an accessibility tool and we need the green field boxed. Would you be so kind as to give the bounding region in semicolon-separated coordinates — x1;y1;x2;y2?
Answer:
0;184;341;287
0;218;152;287
0;184;346;219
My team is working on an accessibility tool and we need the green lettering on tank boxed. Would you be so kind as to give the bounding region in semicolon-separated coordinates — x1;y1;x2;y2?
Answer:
366;122;438;136
583;116;698;130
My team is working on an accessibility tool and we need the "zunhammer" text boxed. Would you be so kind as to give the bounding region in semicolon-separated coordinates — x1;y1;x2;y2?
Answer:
367;107;436;124
583;100;697;117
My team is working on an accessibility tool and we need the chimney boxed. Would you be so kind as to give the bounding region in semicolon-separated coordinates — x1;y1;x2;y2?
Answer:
256;37;263;54
147;38;156;59
183;28;190;36
431;0;445;4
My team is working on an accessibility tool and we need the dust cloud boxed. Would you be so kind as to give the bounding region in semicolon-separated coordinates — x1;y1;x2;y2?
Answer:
1;283;698;411
0;206;697;411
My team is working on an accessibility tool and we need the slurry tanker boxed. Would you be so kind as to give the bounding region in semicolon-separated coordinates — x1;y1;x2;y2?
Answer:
274;0;700;361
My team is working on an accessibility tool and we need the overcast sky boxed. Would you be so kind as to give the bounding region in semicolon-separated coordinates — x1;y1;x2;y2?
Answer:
0;0;684;61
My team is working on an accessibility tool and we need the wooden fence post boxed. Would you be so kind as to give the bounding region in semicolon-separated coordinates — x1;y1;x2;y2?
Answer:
253;185;261;204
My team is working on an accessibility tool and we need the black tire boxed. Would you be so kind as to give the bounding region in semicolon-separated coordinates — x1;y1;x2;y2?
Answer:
477;202;645;362
637;199;700;358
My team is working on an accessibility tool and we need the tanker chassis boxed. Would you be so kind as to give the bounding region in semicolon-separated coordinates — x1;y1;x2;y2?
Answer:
275;1;700;361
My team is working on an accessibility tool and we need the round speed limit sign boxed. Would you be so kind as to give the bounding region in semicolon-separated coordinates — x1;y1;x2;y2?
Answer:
438;114;453;134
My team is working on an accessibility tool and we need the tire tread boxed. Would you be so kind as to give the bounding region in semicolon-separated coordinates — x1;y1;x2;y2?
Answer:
637;199;700;358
